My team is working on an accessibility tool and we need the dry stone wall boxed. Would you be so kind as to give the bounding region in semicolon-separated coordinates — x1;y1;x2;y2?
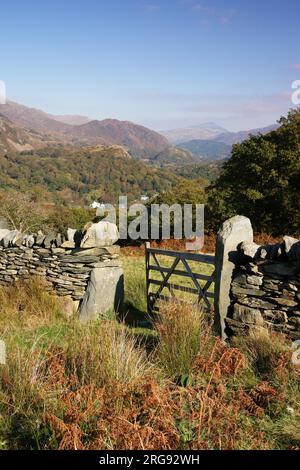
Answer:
0;223;123;321
226;236;300;340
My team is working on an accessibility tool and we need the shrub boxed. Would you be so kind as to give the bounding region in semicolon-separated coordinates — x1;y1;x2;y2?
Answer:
0;278;64;334
0;341;55;449
0;190;46;233
233;329;291;379
45;206;96;233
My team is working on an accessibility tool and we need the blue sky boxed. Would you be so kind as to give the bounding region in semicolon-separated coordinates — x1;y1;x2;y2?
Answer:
0;0;299;131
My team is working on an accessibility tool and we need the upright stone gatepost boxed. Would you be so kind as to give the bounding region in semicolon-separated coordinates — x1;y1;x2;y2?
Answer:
79;220;124;324
214;216;253;340
79;262;124;324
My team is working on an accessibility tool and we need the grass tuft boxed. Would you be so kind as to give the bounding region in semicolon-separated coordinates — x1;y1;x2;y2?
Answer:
154;300;212;381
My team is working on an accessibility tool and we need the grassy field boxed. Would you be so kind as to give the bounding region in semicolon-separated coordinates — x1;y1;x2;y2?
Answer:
0;254;299;450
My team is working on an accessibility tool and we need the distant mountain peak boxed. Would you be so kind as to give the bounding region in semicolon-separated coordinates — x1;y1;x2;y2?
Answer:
161;122;228;144
189;122;227;130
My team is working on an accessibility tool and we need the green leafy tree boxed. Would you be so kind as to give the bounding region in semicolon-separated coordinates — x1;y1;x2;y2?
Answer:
149;180;206;240
153;180;206;206
207;108;300;234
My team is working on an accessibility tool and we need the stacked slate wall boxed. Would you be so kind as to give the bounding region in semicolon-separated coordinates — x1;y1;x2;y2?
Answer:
0;244;120;301
0;227;122;320
226;236;300;340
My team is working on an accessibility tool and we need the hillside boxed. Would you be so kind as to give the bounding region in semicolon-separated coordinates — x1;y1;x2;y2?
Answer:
0;101;71;134
151;146;199;166
173;161;223;182
0;145;183;204
62;119;169;158
177;139;232;160
0;114;61;153
0;101;169;158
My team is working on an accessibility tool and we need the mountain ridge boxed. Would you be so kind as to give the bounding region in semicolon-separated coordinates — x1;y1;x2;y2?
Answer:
211;124;279;145
166;123;280;161
0;101;169;158
0;100;281;163
62;118;169;158
160;122;279;147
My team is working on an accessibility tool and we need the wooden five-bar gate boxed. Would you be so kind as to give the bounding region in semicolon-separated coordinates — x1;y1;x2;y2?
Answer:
145;243;215;315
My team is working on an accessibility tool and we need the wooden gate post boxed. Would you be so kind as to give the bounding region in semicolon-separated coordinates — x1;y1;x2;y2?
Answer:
145;242;151;315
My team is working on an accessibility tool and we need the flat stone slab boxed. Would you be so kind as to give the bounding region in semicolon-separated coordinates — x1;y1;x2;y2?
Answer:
232;284;266;297
233;304;264;326
61;241;76;248
283;236;300;261
59;255;100;264
73;246;120;257
269;297;298;308
238;296;277;310
79;265;124;323
262;262;298;277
